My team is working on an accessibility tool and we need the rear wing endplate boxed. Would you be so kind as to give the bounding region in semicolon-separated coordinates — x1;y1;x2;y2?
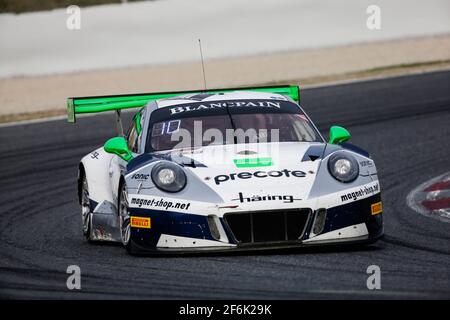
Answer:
67;85;299;123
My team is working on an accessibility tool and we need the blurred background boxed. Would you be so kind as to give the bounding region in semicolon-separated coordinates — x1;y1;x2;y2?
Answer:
0;0;449;122
0;0;144;13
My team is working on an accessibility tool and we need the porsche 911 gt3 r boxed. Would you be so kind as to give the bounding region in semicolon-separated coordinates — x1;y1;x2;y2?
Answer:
68;85;383;255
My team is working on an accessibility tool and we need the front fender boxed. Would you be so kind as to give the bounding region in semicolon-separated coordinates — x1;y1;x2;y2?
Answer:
80;147;116;208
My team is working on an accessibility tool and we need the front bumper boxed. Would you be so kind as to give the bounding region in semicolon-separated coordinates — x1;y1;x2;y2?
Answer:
128;233;383;256
128;193;383;254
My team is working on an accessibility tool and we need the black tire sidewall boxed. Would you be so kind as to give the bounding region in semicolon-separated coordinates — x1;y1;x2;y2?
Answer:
118;180;138;255
81;175;93;242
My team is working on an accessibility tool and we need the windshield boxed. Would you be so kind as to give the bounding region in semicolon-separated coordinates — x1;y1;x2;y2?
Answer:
148;111;322;152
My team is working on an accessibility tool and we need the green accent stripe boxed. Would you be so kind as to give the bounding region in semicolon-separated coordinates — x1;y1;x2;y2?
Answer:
233;157;273;168
66;98;75;123
135;112;142;135
67;85;299;123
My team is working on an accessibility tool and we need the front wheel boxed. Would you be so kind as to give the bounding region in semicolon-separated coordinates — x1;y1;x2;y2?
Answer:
81;175;94;242
118;181;139;254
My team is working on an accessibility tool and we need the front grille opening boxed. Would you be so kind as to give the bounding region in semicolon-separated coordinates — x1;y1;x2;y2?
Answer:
253;212;285;242
225;209;310;244
225;213;251;243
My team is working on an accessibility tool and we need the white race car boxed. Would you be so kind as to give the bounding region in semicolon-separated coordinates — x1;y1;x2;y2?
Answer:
68;85;383;255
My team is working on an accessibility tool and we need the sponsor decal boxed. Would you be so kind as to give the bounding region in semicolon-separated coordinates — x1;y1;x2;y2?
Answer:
130;197;191;211
130;216;151;229
152;119;181;136
214;169;306;185
359;160;374;167
236;150;258;155
371;201;383;215
233;157;273;168
340;183;380;203
131;173;150;180
232;192;301;203
170;100;281;115
90;151;99;159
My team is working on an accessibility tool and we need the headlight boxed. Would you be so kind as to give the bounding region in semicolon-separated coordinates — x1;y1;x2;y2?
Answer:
151;161;187;192
328;151;359;183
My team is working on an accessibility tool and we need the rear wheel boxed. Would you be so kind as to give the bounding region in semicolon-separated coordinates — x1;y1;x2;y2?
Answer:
81;175;94;241
118;181;139;254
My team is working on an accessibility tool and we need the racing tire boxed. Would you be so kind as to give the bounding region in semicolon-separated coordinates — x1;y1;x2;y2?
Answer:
118;180;140;255
80;174;94;242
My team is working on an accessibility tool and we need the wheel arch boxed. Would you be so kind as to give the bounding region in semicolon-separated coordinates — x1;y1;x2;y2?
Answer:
118;175;126;208
79;147;116;207
77;163;86;205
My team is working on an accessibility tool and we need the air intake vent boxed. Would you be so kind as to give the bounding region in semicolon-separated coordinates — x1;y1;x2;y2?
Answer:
224;209;311;244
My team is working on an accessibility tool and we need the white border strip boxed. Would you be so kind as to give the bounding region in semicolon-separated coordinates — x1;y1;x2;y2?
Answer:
300;67;450;89
406;171;450;223
1;68;449;128
0;114;67;128
0;108;136;128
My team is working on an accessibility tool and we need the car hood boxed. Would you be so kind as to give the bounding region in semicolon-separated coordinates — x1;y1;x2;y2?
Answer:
178;142;324;205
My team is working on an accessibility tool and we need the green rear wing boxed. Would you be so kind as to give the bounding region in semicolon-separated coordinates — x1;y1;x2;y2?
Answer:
67;85;299;123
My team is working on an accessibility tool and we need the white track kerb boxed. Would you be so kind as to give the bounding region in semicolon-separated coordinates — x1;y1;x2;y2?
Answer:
407;171;450;222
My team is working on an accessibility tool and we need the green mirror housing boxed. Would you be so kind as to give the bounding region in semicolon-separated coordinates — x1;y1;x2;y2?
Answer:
104;137;133;161
329;126;351;144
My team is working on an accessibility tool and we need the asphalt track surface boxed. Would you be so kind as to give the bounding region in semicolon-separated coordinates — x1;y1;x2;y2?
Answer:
0;71;449;299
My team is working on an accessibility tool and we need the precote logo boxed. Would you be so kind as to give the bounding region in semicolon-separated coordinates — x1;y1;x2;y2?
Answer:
214;169;306;185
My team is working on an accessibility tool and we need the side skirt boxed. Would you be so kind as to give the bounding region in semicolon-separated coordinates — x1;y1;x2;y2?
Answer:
91;200;121;242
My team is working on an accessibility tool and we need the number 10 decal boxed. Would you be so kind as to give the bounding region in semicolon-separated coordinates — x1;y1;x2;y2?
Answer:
166;120;181;134
153;120;181;136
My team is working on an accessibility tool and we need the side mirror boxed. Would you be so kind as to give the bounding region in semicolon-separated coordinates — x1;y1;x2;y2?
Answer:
329;126;351;144
104;137;133;161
